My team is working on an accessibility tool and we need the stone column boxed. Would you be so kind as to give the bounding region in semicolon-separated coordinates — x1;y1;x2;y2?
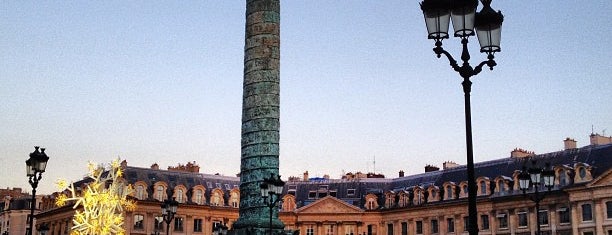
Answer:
231;0;281;234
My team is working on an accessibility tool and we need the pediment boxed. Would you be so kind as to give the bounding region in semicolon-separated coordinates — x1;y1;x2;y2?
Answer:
296;196;364;214
588;168;612;187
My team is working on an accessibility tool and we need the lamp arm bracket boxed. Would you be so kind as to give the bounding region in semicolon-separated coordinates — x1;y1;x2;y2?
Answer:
433;46;461;72
474;59;497;75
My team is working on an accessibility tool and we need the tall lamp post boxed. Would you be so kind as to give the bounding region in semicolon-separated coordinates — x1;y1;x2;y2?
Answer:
161;198;178;235
25;146;49;235
519;161;555;235
260;173;285;235
419;0;503;234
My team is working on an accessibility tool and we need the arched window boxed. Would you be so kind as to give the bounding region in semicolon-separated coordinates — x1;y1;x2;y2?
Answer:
446;185;453;199
498;181;505;192
157;186;165;201
136;185;144;200
479;181;487;195
195;189;204;205
559;169;567;186
176;189;184;203
579;167;587;179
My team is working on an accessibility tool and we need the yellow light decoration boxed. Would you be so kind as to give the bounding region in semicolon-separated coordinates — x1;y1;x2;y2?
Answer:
55;158;136;235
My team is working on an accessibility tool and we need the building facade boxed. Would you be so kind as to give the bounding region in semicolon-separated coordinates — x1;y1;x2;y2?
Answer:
34;134;612;235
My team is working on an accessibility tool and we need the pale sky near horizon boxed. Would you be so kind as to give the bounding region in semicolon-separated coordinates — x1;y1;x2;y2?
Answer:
1;1;611;194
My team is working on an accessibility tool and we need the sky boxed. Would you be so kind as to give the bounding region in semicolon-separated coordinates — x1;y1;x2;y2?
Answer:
1;1;611;194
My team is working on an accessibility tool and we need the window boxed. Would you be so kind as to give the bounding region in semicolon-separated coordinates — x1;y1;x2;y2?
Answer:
308;191;316;199
583;232;594;235
318;191;327;198
344;225;355;235
329;190;337;197
498;181;505;193
154;216;164;231
306;225;315;235
206;182;212;188
225;184;231;190
497;213;508;229
157;186;165;201
606;201;612;219
325;224;333;235
558;207;571;224
401;222;408;235
136;185;144;200
559;169;567;185
176;189;184;203
133;214;144;229
347;189;356;196
215;183;222;188
447;218;454;233
446;185;453;199
579;168;587;179
195;189;204;205
387;223;394;235
463;216;469;232
518;211;528;227
539;210;549;225
416;221;423;234
481;214;490;230
431;219;438;233
174;217;184;231
480;181;487;195
582;203;593;221
462;185;468;196
193;218;202;232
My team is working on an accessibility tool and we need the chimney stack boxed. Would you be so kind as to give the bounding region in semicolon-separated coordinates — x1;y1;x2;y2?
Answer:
443;161;460;170
425;165;440;172
590;133;612;146
303;171;309;181
510;148;535;158
564;138;577;150
399;170;405;177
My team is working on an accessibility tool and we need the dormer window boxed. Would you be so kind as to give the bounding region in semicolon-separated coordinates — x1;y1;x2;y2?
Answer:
156;185;165;201
446;185;453;200
579;167;587;179
479;181;487;195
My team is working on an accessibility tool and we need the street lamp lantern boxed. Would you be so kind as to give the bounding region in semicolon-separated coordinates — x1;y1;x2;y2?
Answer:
518;168;531;192
475;0;504;55
529;166;543;185
420;1;503;235
450;0;478;38
420;0;451;41
542;163;556;190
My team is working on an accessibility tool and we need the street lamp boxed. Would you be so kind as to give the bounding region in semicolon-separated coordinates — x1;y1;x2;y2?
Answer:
260;173;285;235
420;1;503;234
213;222;228;235
519;161;555;235
161;198;178;235
25;146;49;235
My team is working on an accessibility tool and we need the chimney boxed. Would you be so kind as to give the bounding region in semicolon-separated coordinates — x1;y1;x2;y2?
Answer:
399;170;405;177
590;133;612;146
151;163;159;170
303;171;309;181
425;165;439;172
564;138;577;150
443;161;460;170
510;148;535;158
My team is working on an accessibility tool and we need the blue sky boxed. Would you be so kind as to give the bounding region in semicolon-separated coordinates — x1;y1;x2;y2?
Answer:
1;1;611;194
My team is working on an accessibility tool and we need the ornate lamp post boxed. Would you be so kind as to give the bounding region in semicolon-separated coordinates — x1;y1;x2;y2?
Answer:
519;161;555;235
161;198;178;235
260;173;285;235
420;1;503;234
25;146;49;235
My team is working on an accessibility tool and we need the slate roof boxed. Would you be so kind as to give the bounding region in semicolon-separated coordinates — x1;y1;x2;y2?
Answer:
288;143;612;209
